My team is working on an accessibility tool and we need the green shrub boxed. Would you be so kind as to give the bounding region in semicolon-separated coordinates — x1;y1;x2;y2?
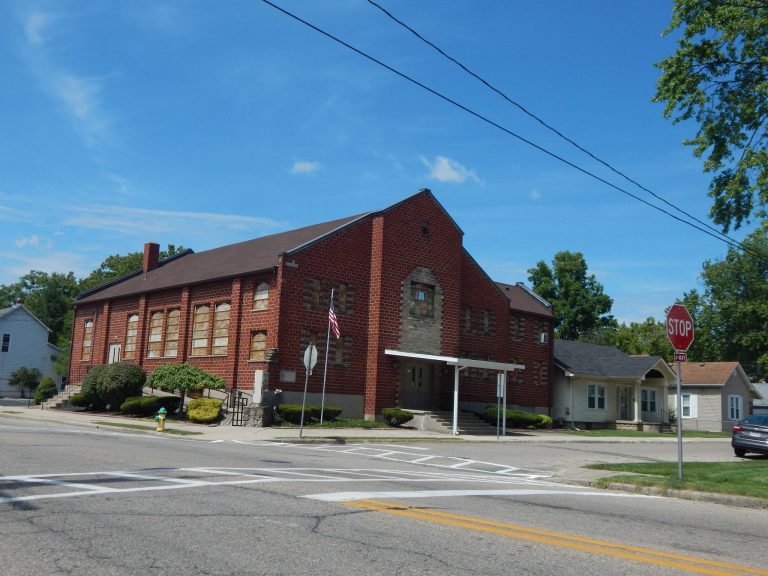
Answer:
34;377;58;405
69;393;89;408
120;395;182;416
483;406;550;429
382;407;414;427
79;363;146;410
276;404;343;424
187;398;223;424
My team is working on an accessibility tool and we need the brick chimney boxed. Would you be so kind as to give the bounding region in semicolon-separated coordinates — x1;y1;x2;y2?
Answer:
143;242;160;273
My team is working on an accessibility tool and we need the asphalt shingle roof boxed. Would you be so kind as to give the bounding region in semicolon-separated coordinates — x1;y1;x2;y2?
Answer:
554;338;664;379
672;362;740;386
495;282;553;317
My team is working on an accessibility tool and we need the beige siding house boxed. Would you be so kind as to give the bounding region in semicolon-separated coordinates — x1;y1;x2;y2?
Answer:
670;362;758;432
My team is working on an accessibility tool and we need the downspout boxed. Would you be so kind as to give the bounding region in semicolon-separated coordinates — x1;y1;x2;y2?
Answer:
569;375;574;428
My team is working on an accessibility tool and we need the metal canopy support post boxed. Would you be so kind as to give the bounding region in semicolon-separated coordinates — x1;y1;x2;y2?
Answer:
452;365;460;435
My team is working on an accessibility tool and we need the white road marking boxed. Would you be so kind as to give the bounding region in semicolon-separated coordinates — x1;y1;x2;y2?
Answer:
304;489;658;502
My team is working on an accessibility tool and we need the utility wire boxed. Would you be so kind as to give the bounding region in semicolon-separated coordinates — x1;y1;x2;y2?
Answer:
365;0;757;258
259;0;766;261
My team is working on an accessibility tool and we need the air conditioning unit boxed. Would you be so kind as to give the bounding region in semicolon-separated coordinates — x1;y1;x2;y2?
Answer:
539;332;549;344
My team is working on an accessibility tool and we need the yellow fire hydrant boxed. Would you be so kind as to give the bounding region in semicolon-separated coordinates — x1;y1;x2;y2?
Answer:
154;407;167;432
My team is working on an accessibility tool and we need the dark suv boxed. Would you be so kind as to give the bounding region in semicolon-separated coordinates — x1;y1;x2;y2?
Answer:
731;414;768;457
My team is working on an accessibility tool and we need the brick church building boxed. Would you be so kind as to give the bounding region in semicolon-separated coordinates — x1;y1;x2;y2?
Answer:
69;190;553;423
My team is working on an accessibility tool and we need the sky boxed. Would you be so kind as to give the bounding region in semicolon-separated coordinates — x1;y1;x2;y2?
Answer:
0;1;758;323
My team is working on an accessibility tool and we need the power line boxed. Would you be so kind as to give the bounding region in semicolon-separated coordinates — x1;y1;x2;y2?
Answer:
365;0;757;258
259;0;767;261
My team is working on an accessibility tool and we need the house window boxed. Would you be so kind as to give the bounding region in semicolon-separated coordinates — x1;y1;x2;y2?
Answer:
191;305;210;356
510;315;525;339
212;302;230;355
409;282;434;318
164;310;180;358
147;312;164;358
249;331;267;361
681;393;697;418
641;389;657;413
124;315;139;360
82;320;94;361
254;282;269;311
1;333;9;352
587;383;605;410
728;395;743;421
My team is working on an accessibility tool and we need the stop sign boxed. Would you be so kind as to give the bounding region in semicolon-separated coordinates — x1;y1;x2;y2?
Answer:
666;304;694;351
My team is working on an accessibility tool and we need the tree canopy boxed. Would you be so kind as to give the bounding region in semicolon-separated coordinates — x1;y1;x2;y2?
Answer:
654;0;768;232
527;251;615;340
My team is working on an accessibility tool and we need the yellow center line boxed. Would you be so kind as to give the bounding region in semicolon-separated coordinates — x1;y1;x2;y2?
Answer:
343;499;766;576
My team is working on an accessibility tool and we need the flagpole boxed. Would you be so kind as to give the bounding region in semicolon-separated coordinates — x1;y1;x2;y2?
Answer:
320;288;334;424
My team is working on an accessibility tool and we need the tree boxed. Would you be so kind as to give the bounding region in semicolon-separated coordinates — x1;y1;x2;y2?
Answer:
586;318;673;361
654;0;768;232
684;224;768;379
527;251;615;340
0;271;79;346
146;363;226;416
79;245;186;292
8;367;41;399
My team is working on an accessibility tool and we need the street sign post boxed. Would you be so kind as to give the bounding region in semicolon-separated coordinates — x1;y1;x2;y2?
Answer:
299;344;318;439
666;304;694;481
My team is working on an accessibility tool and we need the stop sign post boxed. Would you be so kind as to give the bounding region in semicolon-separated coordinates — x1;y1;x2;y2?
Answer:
667;303;694;481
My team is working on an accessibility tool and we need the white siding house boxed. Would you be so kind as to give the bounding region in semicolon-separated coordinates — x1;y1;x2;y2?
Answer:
0;305;62;397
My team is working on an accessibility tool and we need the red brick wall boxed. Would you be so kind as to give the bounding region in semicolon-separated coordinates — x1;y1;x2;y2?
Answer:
507;311;553;410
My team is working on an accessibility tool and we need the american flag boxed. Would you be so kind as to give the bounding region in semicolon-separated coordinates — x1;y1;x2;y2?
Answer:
328;300;341;339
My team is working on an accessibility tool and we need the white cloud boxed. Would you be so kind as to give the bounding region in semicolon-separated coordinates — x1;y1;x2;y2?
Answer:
23;11;52;45
52;74;111;144
291;161;321;174
420;156;484;185
529;189;541;201
14;234;52;249
64;205;285;235
0;250;90;285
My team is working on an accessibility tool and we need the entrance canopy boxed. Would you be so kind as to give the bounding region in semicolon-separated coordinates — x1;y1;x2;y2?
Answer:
385;349;525;435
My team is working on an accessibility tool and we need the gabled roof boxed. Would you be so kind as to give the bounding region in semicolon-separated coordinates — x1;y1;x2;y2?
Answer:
753;383;768;403
673;362;748;387
554;338;671;380
0;304;53;333
75;188;459;305
496;282;553;317
76;213;368;304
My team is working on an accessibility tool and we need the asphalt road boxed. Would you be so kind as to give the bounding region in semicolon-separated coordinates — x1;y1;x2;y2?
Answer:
1;418;766;576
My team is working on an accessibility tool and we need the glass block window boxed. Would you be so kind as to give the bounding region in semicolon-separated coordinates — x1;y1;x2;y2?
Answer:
164;310;180;358
212;302;230;355
82;320;94;361
249;331;267;361
147;312;164;358
124;314;139;359
254;282;269;311
191;305;210;356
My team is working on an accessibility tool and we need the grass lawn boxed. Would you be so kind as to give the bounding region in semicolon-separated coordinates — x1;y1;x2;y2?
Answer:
587;460;768;500
561;429;730;438
275;418;390;429
94;421;202;436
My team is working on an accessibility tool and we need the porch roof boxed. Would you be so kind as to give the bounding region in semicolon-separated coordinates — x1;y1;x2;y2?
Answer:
384;349;524;372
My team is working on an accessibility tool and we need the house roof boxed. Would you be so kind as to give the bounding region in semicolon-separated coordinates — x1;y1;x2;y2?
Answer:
0;304;53;333
554;338;670;380
496;282;553;317
672;361;744;387
76;213;368;304
753;383;768;402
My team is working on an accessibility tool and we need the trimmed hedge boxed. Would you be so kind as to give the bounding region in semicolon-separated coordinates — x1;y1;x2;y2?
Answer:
34;377;57;405
187;398;223;424
69;393;89;408
80;363;146;410
483;406;552;429
276;404;343;424
382;407;414;427
120;395;182;416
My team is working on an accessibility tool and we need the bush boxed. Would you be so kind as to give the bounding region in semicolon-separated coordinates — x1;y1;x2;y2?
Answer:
69;393;89;408
483;406;551;429
80;363;146;410
382;407;414;427
187;398;223;424
276;404;343;424
120;395;182;416
34;377;58;405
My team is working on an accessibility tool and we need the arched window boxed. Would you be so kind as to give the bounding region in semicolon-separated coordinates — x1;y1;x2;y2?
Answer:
212;302;230;355
82;320;94;361
164;310;180;358
124;314;139;359
250;331;267;361
191;305;210;356
254;282;269;311
147;312;164;358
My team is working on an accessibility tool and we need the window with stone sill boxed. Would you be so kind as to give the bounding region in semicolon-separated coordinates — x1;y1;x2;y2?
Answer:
124;314;139;360
249;331;267;361
409;282;434;318
253;282;269;311
81;320;94;361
